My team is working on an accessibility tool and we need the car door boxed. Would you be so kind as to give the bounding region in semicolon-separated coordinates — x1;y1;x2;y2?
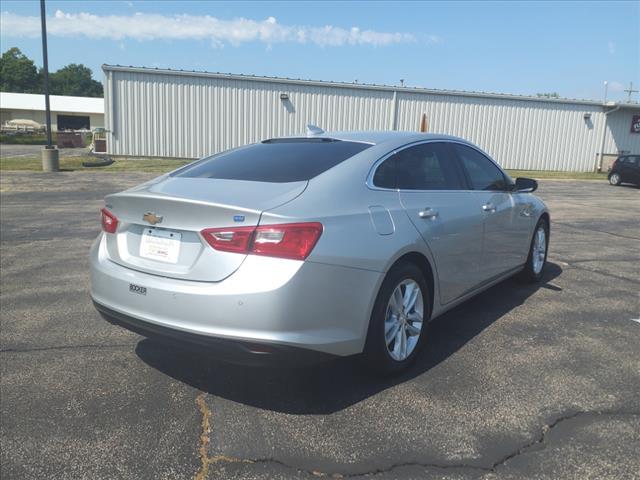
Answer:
373;141;485;305
617;156;631;182
452;143;529;280
627;156;640;184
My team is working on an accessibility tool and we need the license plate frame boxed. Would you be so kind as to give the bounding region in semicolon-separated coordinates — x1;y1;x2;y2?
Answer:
139;228;181;264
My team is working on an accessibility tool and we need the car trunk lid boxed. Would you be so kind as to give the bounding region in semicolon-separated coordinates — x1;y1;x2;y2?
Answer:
103;177;307;282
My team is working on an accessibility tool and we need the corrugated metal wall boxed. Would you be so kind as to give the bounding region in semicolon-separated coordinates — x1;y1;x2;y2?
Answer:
604;109;640;155
105;70;394;159
104;66;639;171
395;93;605;171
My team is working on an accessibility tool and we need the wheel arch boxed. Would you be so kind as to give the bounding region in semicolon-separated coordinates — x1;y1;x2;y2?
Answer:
388;252;436;320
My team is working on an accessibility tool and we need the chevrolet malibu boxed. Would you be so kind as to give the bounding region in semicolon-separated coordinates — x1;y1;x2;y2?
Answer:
90;129;549;374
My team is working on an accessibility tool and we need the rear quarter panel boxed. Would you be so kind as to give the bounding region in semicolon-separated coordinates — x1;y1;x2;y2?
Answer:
260;151;443;328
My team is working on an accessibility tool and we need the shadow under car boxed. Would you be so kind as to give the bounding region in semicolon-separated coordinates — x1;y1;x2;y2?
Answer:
134;262;563;415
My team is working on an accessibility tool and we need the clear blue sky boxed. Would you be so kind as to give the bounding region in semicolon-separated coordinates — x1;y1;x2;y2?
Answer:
1;1;638;102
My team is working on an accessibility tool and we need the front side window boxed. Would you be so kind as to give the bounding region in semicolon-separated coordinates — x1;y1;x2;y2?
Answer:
174;138;371;183
373;142;463;190
453;144;508;191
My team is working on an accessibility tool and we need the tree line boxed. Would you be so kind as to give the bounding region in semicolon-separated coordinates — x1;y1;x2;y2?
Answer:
0;47;103;98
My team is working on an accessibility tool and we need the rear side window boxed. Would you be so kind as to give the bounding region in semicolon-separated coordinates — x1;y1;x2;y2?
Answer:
174;138;371;183
373;142;464;190
453;144;508;191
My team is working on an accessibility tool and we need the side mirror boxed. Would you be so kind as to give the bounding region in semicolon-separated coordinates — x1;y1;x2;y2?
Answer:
514;177;538;193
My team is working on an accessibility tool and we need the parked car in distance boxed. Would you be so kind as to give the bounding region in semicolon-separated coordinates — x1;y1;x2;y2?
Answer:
608;155;640;187
90;128;550;374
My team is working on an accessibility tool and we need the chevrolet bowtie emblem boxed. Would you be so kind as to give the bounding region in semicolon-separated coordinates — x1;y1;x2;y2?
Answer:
142;212;163;225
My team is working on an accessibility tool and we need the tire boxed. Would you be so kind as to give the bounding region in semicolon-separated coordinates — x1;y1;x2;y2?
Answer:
519;218;549;283
82;158;114;168
364;262;430;375
609;173;621;186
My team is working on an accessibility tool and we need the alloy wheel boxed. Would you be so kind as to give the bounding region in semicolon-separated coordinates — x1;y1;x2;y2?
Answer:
384;279;424;361
532;226;546;275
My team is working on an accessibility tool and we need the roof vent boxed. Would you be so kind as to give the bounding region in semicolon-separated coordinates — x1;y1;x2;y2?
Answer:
306;124;325;136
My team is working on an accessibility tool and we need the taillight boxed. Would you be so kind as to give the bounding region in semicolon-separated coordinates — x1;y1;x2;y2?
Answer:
200;226;255;254
252;223;323;260
101;208;118;233
200;222;323;260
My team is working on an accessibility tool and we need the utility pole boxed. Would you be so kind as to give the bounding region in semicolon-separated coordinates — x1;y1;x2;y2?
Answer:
40;0;59;172
623;82;638;103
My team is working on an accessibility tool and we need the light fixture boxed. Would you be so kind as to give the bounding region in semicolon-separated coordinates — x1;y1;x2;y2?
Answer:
583;112;592;120
280;93;289;100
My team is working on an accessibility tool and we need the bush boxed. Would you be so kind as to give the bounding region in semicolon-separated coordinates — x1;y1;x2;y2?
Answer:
0;132;58;145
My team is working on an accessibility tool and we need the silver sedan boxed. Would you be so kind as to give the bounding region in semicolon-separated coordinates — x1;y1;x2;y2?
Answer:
90;129;549;374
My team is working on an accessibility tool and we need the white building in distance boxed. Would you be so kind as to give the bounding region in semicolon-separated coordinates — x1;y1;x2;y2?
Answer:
103;65;640;171
0;92;104;132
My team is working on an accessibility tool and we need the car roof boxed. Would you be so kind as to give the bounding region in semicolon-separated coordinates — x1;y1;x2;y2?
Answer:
325;131;459;144
267;130;473;149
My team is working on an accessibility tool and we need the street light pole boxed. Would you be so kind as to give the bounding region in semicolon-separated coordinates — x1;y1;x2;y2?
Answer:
40;0;59;172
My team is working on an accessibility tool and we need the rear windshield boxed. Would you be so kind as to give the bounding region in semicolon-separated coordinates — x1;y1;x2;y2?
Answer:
173;138;372;183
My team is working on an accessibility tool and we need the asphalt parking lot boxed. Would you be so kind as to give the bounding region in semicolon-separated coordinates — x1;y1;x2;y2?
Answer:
1;172;638;480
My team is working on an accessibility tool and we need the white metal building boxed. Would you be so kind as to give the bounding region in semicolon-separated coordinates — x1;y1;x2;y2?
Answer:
103;65;640;171
0;92;104;131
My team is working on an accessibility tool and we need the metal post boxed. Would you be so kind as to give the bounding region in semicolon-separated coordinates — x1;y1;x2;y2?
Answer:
390;90;398;131
597;105;621;172
40;0;59;172
419;113;428;132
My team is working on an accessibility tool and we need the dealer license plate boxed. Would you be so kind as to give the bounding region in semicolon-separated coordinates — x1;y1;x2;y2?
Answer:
139;228;181;264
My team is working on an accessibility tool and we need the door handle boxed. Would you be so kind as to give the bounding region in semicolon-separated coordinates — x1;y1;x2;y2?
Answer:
418;207;439;219
482;203;496;213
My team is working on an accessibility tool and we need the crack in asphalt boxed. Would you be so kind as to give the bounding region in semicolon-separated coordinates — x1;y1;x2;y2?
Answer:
0;342;138;353
547;254;640;286
193;392;347;479
552;221;640;241
554;201;626;213
486;410;583;472
562;257;640;264
557;261;640;285
195;392;213;480
195;393;257;480
193;402;640;479
482;410;640;479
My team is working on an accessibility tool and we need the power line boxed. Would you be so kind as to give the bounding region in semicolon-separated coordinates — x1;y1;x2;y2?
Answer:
623;82;638;103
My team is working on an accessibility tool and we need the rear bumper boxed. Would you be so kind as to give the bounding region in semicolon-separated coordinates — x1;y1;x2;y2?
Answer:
94;301;336;366
90;233;382;357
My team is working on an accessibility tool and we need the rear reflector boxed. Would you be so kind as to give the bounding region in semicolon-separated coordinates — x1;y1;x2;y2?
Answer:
201;222;323;260
101;208;118;233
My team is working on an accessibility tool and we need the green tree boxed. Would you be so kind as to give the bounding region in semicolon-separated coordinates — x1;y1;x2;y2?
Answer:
49;64;103;97
0;47;41;93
